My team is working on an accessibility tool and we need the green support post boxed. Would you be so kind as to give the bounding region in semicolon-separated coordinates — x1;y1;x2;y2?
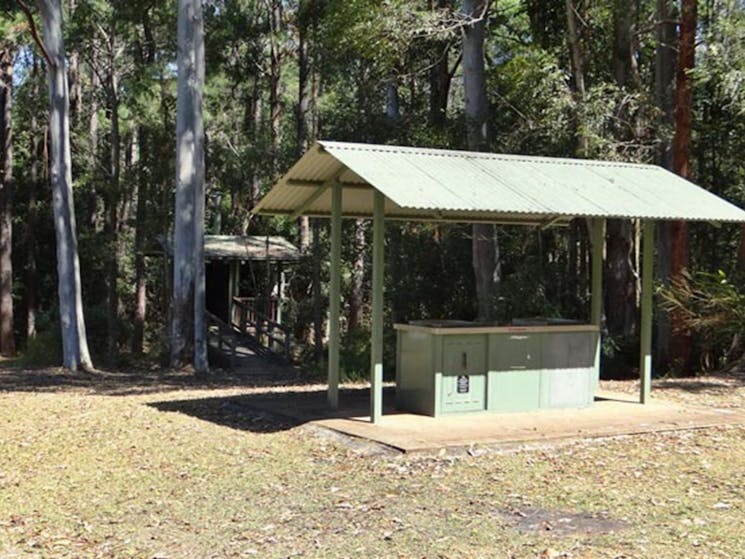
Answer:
590;219;605;327
327;182;342;409
640;220;654;404
589;218;605;398
370;191;385;423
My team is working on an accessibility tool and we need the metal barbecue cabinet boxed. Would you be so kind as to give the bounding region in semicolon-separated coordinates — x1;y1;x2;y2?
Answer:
395;320;599;416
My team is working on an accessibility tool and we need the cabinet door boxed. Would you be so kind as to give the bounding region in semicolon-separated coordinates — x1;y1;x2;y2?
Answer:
440;338;486;413
488;334;542;411
540;332;597;408
489;333;541;371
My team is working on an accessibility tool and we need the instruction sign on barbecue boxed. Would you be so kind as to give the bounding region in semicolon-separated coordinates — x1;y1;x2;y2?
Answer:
457;375;469;394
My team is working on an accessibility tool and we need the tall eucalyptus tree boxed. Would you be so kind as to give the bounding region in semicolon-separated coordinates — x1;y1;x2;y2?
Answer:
170;0;206;372
35;0;92;370
670;0;697;369
462;0;499;320
0;35;14;356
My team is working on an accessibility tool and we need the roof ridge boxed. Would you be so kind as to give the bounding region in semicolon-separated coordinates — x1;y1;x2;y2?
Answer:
321;141;659;170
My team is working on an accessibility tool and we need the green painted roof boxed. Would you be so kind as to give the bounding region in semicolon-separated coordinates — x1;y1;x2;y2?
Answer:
253;141;745;225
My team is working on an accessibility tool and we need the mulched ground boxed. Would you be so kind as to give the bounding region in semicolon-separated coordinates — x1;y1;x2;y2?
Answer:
1;363;744;558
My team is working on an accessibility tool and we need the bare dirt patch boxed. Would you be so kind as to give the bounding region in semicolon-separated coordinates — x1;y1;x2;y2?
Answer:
502;506;628;536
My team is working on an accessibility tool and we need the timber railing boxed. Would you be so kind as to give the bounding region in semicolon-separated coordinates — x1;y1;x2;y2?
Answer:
231;296;292;361
206;310;238;369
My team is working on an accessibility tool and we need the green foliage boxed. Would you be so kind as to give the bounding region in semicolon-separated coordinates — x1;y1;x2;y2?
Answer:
660;270;745;371
490;52;575;155
17;329;62;368
6;0;745;375
339;327;371;381
339;327;396;381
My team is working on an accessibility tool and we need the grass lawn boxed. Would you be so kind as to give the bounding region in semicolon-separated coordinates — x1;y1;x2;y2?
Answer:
0;365;744;558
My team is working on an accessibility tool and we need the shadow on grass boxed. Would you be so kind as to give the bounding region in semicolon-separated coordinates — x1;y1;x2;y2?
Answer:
0;358;312;397
148;386;398;434
653;378;745;394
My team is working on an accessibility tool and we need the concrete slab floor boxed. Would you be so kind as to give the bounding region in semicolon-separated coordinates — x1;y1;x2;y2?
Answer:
309;389;745;454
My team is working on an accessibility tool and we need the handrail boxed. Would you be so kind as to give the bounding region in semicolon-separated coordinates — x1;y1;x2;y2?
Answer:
206;310;238;368
231;296;291;361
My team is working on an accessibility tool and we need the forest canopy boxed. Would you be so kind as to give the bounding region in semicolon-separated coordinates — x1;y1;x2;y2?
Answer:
2;0;745;376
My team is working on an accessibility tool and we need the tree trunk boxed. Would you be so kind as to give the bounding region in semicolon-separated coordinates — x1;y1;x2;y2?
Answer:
171;0;207;373
737;225;745;273
612;0;637;89
565;2;591;316
565;0;586;98
269;0;282;173
0;47;14;356
386;80;400;122
87;66;101;230
605;0;639;339
605;219;637;336
132;124;148;354
565;0;588;155
654;0;677;368
297;11;310;249
309;41;323;361
26;57;41;342
428;0;453;130
67;0;80;122
37;0;92;370
104;32;121;362
670;0;697;370
348;220;367;330
312;218;323;361
462;0;499;320
131;12;156;355
249;79;262;215
67;55;80;115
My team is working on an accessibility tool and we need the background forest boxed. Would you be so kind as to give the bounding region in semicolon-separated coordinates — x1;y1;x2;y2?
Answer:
2;0;745;377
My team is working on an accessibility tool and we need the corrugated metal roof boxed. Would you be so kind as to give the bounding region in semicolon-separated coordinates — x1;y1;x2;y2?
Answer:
253;141;745;224
151;235;301;261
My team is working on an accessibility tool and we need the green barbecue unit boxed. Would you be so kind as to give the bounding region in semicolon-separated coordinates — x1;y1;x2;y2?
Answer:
395;320;600;416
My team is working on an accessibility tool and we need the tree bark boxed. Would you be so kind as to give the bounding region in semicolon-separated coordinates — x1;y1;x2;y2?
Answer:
462;0;499;320
605;219;636;335
312;218;323;361
26;57;41;342
654;0;677;368
612;0;638;89
565;0;588;155
37;0;92;370
87;66;101;230
104;27;121;362
737;225;745;273
67;0;80;122
309;40;323;361
386;80;401;122
565;0;586;98
348;220;367;330
132;123;148;355
297;7;310;249
269;0;282;173
605;0;639;339
0;47;14;356
248;78;262;215
131;11;156;355
428;0;453;129
171;0;207;373
670;0;697;370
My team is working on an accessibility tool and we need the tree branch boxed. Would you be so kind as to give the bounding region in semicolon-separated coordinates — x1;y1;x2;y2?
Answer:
15;0;53;68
